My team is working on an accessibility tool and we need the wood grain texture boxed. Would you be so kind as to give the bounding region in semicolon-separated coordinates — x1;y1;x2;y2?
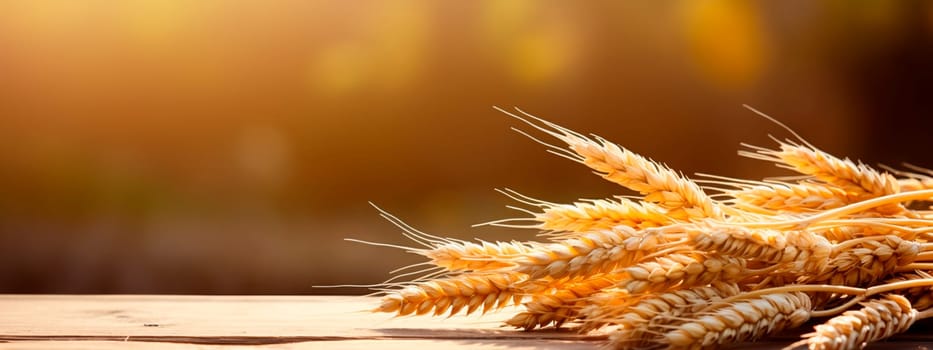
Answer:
0;295;930;349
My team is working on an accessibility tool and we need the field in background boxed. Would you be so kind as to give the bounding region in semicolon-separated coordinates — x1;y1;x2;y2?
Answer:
1;1;931;294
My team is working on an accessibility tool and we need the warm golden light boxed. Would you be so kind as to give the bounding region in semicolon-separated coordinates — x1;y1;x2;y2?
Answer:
0;1;929;294
681;0;770;89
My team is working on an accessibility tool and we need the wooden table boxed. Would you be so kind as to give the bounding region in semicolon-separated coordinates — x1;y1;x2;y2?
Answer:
1;295;930;349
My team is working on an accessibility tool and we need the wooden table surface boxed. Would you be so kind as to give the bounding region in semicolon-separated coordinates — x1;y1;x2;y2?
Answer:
0;295;931;349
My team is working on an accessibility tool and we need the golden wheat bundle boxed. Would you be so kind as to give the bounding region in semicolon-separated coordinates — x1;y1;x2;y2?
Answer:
355;107;933;349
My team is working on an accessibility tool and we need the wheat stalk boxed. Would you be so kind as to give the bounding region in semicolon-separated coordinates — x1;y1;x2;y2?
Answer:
357;108;933;349
793;294;920;350
741;141;899;197
741;141;904;215
730;181;851;213
801;235;921;286
663;292;813;349
421;240;532;272
498;107;722;220
375;272;527;316
511;227;674;279
505;274;618;330
885;271;933;310
599;282;742;348
686;223;832;271
619;253;747;294
535;198;673;233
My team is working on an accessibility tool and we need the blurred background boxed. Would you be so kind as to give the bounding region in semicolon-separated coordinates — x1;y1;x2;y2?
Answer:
0;1;931;294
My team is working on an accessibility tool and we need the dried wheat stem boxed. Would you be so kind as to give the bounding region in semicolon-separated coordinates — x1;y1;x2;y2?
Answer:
813;223;933;243
739;189;933;229
895;263;933;272
867;278;933;296
708;278;933;311
663;292;813;349
809;221;919;241
793;294;919;350
828;235;889;252
813;225;867;243
916;251;933;261
715;285;865;308
808;297;868;318
885;271;933;310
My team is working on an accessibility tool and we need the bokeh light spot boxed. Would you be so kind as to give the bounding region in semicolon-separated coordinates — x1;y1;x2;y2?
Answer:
310;42;367;96
681;0;770;89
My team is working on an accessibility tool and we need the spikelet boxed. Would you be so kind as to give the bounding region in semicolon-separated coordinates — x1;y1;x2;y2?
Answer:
686;223;832;271
619;253;746;294
375;272;527;316
795;294;918;350
505;274;617;330
662;292;813;349
511;226;673;279
601;282;742;349
730;181;851;213
802;235;920;286
421;240;532;272
742;141;902;214
899;177;933;193
577;288;633;332
501;107;722;220
535;198;672;233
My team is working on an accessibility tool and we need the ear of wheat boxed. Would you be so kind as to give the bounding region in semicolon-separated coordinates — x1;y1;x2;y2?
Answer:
354;107;933;349
792;294;920;350
662;291;814;349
